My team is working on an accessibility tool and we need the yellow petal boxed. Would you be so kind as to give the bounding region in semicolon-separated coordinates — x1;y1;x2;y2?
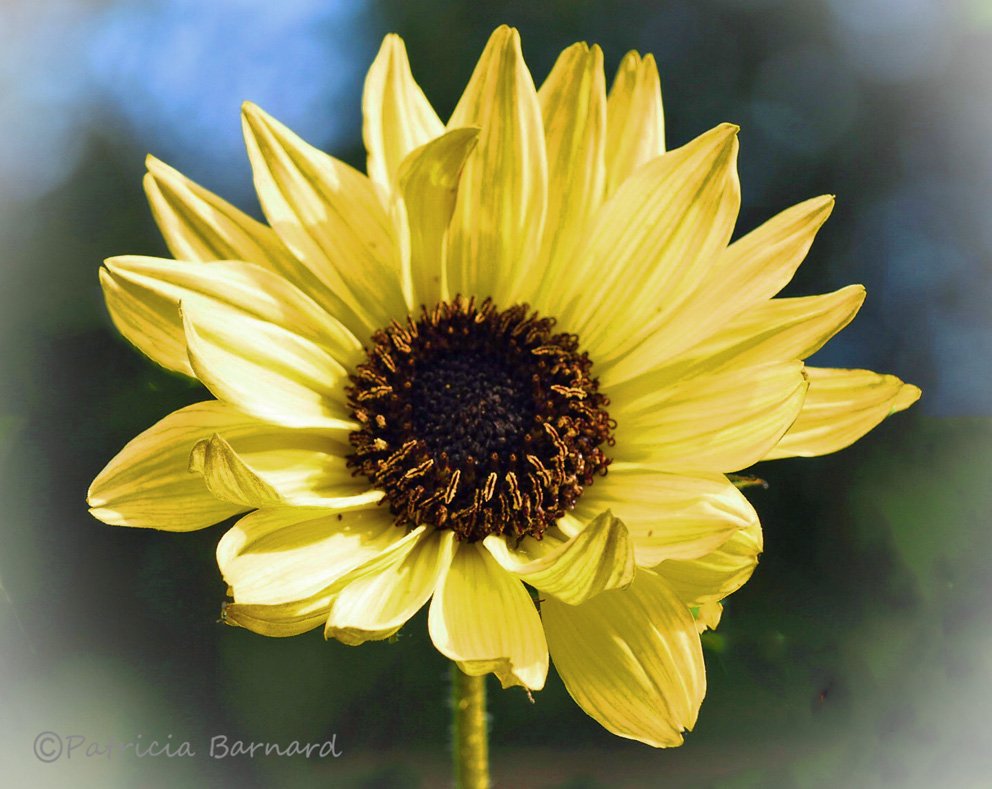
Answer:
530;42;606;308
555;124;740;366
222;590;335;637
189;432;381;510
242;102;403;338
217;506;399;606
604;195;835;386
693;601;724;633
87;401;255;529
143;156;313;288
445;25;547;304
182;295;354;430
765;367;921;459
428;542;548;690
543;568;705;748
657;515;764;608
101;256;361;377
363;33;444;194
396;127;480;308
618;284;866;391
605;51;665;197
612;360;809;473
482;510;634;605
327;528;456;645
573;465;756;566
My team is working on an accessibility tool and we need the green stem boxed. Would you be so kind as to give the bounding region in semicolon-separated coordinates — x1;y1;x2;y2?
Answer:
451;663;490;789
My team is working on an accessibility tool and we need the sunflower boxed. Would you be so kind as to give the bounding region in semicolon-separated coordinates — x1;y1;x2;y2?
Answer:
87;26;919;747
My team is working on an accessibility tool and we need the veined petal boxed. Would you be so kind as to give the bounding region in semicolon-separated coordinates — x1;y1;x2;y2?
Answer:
612;361;809;473
222;590;335;637
182;295;354;430
445;25;547;304
217;506;399;606
101;256;362;377
554;124;740;366
483;510;634;605
612;284;866;391
143;156;312;284
530;42;606;309
189;432;381;510
396;127;480;308
327;528;457;645
544;568;705;748
363;33;445;194
88;401;253;529
605;51;665;197
657;515;764;608
765;367;921;459
428;542;548;690
242;102;404;338
573;465;756;566
604;195;835;386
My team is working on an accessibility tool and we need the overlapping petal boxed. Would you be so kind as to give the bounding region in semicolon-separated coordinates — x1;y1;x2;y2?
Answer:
529;42;606;309
217;506;399;606
242;102;404;337
395;127;480;308
182;294;355;430
604;195;835;385
605;51;665;196
363;33;445;194
189;433;381;510
88;400;354;530
482;510;634;605
100;256;361;377
327;528;457;645
766;367;921;459
429;542;548;690
552;123;740;366
573;464;757;566
445;25;547;304
611;360;808;472
544;569;705;748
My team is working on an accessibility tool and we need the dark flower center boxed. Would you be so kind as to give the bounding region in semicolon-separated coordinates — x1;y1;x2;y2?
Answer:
346;298;614;542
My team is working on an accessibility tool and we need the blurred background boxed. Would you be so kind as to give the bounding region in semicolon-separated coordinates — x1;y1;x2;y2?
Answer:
1;0;990;786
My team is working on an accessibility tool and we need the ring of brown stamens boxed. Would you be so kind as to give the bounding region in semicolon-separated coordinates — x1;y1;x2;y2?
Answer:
346;298;614;543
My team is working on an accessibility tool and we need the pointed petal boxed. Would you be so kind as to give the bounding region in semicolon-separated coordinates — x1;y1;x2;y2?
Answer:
765;367;921;459
242;102;404;337
101;256;361;377
181;294;354;430
428;542;548;690
530;42;606;308
87;401;254;529
612;361;808;473
483;510;634;605
554;124;740;366
363;33;444;193
657;515;763;608
217;506;399;606
605;195;835;386
396;127;480;308
612;284;867;391
222;591;334;637
573;465;757;566
544;568;705;748
189;432;381;510
605;51;665;196
327;529;457;645
445;25;547;304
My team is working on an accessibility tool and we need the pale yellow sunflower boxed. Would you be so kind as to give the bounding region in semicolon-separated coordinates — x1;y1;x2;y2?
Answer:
87;26;919;747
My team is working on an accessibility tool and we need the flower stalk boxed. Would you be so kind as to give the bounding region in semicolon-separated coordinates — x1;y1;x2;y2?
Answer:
452;664;490;789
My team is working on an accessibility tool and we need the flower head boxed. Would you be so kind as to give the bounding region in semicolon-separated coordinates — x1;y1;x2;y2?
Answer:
88;26;919;747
